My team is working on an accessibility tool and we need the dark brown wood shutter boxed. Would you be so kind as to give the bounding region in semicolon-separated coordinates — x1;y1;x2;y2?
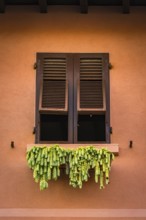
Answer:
78;56;106;112
39;57;68;112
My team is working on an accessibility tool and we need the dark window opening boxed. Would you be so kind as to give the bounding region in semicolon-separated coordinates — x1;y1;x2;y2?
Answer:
40;114;68;141
78;114;105;142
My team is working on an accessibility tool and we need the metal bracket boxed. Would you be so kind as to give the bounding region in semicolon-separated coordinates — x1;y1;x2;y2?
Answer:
33;127;36;134
110;127;113;134
34;63;37;70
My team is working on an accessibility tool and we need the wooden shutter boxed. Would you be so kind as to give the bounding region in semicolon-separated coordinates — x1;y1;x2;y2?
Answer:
78;56;106;112
39;57;68;112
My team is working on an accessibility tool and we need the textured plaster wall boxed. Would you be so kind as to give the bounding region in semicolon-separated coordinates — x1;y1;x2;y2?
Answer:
0;5;146;219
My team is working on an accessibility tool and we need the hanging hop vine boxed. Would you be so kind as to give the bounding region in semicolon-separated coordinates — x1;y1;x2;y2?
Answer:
26;145;68;190
68;146;114;189
26;145;114;190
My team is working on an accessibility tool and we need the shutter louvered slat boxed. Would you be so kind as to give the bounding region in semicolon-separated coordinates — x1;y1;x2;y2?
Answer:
80;81;103;109
79;58;104;110
40;58;67;110
43;58;66;80
42;81;66;108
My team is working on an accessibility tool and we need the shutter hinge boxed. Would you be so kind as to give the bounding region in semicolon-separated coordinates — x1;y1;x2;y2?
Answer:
33;127;36;134
108;63;113;70
34;62;37;70
110;127;113;134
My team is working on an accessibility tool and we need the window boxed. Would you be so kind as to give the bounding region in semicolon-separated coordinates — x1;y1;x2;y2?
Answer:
35;53;110;143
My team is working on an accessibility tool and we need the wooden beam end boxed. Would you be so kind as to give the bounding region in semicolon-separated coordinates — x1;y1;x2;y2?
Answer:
0;0;6;13
122;0;130;14
38;0;47;13
80;0;88;14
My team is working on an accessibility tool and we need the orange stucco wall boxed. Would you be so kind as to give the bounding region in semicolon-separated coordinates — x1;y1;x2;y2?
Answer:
0;5;146;220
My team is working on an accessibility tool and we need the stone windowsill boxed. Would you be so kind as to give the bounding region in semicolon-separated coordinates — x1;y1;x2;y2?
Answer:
27;144;119;156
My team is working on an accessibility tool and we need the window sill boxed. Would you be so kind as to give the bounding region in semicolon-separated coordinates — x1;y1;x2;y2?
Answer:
27;143;119;156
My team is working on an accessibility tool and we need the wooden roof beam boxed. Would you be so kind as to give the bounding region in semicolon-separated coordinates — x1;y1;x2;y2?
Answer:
122;0;130;14
80;0;88;14
38;0;47;13
0;0;5;13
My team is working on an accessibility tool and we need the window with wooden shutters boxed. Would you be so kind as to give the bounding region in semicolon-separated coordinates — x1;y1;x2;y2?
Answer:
35;53;110;143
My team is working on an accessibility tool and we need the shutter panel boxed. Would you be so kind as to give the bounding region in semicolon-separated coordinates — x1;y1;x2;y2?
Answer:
78;57;106;112
39;57;68;112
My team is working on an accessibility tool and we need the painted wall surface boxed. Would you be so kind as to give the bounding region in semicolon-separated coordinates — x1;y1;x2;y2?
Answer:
0;5;146;220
